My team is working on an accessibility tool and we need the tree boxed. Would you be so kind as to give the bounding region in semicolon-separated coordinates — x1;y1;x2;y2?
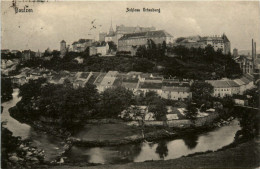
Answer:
19;78;47;101
186;102;198;120
1;124;21;168
108;41;117;52
143;91;167;120
99;87;134;118
155;141;168;159
190;81;213;107
1;77;13;102
204;45;215;62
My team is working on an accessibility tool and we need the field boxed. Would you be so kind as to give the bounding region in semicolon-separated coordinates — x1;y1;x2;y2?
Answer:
73;123;142;141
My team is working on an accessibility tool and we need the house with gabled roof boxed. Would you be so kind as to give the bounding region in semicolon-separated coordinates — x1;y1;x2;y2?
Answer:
137;82;163;96
206;80;235;97
161;82;191;100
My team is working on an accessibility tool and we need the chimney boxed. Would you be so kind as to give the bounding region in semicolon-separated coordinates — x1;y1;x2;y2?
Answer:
252;39;254;59
254;42;256;59
252;39;255;73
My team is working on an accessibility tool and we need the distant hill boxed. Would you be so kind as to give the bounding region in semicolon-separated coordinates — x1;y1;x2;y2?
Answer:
238;49;260;56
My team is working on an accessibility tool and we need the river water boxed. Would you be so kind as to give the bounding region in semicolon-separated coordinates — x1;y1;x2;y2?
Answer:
1;89;65;161
2;89;241;164
66;119;240;164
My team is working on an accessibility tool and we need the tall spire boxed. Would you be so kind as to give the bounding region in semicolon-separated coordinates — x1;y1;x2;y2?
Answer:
108;18;114;35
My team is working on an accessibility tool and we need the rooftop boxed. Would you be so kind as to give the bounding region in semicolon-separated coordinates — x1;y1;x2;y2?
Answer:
139;82;162;89
119;30;173;41
80;72;90;79
93;73;106;85
162;86;190;92
122;81;138;89
100;76;116;86
206;80;240;88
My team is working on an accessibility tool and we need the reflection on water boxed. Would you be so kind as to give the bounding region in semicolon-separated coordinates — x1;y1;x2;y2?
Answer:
1;89;64;161
183;134;199;150
156;141;168;159
67;120;240;164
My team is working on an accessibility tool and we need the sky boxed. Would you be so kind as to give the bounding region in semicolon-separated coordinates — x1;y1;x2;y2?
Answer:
1;1;260;52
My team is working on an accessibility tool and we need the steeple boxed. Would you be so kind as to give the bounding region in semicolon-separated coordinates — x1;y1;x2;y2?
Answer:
108;19;115;36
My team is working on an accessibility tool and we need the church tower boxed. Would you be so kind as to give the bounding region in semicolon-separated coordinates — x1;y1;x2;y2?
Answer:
108;19;115;36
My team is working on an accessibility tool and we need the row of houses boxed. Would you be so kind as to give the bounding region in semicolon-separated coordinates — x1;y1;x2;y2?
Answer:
206;74;255;97
12;68;255;100
72;71;192;101
12;69;192;101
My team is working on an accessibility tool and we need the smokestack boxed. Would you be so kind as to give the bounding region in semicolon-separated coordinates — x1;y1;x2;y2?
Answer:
252;39;255;73
254;42;256;59
252;39;254;59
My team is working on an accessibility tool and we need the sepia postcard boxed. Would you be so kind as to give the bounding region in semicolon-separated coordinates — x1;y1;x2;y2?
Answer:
1;0;260;168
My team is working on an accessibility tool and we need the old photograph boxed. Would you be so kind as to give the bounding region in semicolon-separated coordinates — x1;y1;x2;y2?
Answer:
1;0;260;168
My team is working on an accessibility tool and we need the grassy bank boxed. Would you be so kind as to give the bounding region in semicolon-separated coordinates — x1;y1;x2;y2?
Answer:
49;138;260;169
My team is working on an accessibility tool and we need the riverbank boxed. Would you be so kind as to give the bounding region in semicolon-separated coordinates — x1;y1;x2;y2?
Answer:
10;103;234;148
1;126;45;169
50;138;260;169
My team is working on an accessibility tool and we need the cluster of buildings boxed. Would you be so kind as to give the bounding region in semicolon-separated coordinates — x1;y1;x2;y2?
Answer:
234;39;260;75
62;23;234;56
206;74;255;97
1;49;21;55
60;23;173;56
11;65;256;102
175;34;231;55
103;22;174;56
60;39;111;56
11;68;193;101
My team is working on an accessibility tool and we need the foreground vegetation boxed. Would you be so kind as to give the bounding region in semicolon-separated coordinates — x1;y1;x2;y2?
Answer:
10;78;173;133
1;77;13;103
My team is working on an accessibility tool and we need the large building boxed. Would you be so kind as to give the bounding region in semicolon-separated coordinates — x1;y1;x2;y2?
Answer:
118;30;174;55
104;21;156;46
176;34;231;55
72;39;94;52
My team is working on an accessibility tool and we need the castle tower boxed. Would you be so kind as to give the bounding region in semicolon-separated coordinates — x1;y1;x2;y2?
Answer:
60;40;66;58
233;48;238;58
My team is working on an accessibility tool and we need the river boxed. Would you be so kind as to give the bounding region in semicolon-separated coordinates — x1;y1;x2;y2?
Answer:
1;89;65;162
2;89;241;164
66;119;240;164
